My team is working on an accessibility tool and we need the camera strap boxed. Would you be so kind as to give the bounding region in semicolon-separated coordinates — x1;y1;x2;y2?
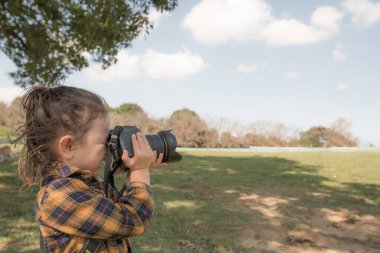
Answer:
104;126;123;199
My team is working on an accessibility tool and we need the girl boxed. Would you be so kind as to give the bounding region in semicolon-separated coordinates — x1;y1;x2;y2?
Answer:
13;85;165;252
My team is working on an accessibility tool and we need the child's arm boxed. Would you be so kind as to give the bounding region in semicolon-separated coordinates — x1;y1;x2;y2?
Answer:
38;177;153;239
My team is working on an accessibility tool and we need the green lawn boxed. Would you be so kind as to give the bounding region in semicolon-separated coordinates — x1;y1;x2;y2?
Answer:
0;150;379;252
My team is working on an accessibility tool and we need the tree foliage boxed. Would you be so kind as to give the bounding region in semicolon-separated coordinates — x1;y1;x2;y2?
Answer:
299;125;357;147
168;108;210;147
0;0;177;87
113;103;144;114
0;97;359;147
299;126;327;147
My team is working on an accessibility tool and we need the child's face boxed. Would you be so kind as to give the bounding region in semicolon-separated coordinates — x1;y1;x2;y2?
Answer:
69;114;110;174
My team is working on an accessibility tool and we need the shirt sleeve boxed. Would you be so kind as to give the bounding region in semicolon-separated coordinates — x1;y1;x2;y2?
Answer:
39;177;154;239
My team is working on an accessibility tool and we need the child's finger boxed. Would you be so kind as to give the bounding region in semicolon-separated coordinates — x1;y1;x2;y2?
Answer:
131;134;140;153
157;153;164;163
136;133;145;151
142;135;152;151
150;151;157;166
122;149;131;165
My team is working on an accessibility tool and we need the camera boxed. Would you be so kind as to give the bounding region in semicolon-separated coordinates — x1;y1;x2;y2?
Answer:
106;126;182;170
104;125;181;197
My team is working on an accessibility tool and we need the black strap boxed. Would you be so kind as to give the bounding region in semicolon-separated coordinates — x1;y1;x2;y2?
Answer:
104;126;127;199
78;238;102;253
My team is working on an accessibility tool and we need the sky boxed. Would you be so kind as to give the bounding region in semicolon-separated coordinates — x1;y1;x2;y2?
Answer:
0;0;380;146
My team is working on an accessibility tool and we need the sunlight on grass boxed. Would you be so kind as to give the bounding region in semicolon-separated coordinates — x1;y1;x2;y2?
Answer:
0;172;13;177
141;245;163;252
224;189;238;194
152;184;176;191
226;168;238;174
163;200;199;210
0;238;10;252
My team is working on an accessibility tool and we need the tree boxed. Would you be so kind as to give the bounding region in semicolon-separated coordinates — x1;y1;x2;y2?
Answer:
0;101;7;125
205;128;219;148
219;132;243;148
323;128;357;147
299;126;327;147
112;103;144;114
330;118;358;146
0;0;177;87
298;125;358;147
167;108;209;147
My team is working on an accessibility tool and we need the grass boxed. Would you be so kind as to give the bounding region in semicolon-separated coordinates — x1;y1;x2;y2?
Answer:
0;125;15;144
0;150;379;252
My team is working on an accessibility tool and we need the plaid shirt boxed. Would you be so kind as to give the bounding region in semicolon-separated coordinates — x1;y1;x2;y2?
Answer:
34;163;154;252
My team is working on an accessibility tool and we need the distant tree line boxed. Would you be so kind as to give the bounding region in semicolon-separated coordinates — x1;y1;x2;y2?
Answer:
0;98;358;147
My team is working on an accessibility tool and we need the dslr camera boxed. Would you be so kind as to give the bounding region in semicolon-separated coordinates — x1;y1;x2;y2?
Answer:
106;125;182;167
103;126;182;197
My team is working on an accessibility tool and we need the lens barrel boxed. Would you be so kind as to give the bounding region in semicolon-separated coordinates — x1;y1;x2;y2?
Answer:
115;126;182;163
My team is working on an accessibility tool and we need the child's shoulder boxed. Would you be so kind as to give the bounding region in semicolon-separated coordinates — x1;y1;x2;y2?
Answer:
41;176;93;195
37;176;102;207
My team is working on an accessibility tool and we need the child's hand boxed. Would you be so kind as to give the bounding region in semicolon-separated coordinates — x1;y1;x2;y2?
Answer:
121;133;155;171
150;151;168;169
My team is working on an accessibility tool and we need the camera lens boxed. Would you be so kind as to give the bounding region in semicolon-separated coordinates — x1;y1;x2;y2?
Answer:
146;129;182;163
116;126;182;164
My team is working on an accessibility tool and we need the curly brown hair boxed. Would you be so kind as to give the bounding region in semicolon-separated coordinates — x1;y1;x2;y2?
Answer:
12;86;108;190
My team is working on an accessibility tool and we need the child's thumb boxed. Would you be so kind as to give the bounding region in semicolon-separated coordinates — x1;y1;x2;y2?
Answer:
122;149;130;163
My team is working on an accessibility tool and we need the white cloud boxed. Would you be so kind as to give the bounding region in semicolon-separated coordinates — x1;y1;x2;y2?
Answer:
183;0;272;46
0;86;24;104
336;83;349;91
84;51;140;83
83;48;207;82
261;19;327;46
183;0;343;47
342;0;380;27
283;72;299;80
137;9;172;40
236;63;258;74
148;9;172;27
141;48;207;80
332;43;347;61
311;6;344;33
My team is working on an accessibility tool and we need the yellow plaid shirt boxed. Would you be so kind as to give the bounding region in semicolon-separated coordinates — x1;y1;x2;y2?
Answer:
35;164;154;252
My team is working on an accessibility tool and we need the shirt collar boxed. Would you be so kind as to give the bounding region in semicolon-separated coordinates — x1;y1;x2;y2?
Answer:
42;162;94;179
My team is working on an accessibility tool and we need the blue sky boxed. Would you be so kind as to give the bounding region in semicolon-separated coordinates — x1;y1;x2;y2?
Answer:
1;0;380;146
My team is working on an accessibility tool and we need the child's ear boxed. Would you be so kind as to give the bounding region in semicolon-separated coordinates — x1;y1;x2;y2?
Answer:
58;135;75;161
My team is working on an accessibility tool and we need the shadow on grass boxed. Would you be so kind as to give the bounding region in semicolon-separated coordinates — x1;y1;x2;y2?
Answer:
132;154;380;253
158;155;380;213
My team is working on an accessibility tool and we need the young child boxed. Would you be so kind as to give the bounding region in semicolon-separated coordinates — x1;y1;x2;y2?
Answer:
13;85;165;252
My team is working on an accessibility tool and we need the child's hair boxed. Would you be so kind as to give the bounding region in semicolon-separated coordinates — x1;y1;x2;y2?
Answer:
12;86;108;190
